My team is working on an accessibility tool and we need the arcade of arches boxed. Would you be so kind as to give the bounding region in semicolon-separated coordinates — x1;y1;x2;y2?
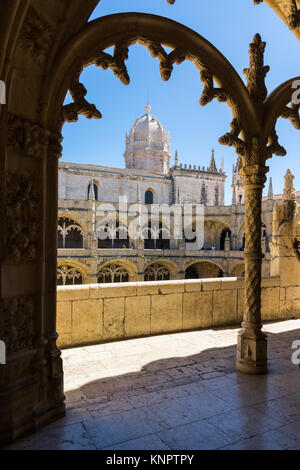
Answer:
0;0;300;446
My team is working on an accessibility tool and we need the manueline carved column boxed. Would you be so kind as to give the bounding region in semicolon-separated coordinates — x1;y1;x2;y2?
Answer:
237;162;268;373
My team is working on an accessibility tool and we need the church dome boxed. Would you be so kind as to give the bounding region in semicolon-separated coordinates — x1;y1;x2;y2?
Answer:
127;104;169;152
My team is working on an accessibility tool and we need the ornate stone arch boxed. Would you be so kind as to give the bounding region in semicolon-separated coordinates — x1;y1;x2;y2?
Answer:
144;259;179;280
97;259;137;282
57;259;89;285
43;13;259;135
57;215;84;249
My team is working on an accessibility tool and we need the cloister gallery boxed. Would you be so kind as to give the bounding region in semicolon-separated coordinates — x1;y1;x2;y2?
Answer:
0;0;300;449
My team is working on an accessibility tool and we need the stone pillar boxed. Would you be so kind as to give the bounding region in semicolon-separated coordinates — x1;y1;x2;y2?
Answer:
236;164;268;374
39;131;65;426
225;235;230;252
0;116;65;445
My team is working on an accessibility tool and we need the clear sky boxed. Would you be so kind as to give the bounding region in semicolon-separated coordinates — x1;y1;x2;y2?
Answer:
62;0;300;205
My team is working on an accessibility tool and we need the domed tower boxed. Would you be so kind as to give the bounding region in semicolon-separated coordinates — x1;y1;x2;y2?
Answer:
124;104;172;174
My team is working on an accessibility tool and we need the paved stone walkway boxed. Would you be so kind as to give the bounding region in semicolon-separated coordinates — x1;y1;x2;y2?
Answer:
4;320;300;450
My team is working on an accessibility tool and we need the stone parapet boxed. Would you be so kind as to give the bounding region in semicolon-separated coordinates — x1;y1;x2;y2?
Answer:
56;276;292;348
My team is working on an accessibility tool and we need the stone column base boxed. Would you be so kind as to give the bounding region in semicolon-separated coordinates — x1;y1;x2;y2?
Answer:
236;329;268;374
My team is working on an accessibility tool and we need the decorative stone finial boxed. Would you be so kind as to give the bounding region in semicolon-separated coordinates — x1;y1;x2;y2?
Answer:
283;169;296;201
208;148;217;172
243;33;270;105
145;102;151;114
175;150;178;166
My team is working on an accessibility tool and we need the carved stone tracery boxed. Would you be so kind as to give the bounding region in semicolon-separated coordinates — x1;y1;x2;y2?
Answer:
61;37;229;127
97;264;130;283
5;172;40;264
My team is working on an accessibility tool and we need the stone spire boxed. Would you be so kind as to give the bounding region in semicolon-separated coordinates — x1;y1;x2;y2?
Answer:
267;177;274;200
208;148;217;172
283;169;296;201
145;102;151;114
175;150;178;166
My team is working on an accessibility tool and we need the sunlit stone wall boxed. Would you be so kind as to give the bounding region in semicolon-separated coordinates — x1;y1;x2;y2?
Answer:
56;276;299;348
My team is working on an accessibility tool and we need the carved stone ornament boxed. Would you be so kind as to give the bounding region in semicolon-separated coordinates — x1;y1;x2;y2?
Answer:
254;0;300;30
288;0;300;29
61;71;102;126
5;172;39;264
283;168;296;201
243;33;269;105
19;6;53;65
0;296;35;354
7;113;48;158
280;102;300;129
62;37;228;128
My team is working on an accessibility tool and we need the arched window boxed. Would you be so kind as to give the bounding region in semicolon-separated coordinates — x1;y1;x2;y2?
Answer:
144;263;170;281
97;264;130;283
97;220;129;249
57;217;83;249
88;182;98;201
57;266;83;285
145;190;154;204
201;183;207;204
143;222;170;250
220;227;231;251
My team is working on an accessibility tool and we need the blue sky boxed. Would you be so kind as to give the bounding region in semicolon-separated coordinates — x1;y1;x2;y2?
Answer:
62;0;300;205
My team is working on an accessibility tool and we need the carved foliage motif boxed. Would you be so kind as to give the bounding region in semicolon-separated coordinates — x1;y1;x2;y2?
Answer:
283;168;296;201
92;41;131;85
19;6;53;65
288;0;300;29
7;114;48;158
280;102;300;129
243;33;269;105
62;37;229;127
219;118;247;158
5;172;39;264
254;0;300;30
61;72;102;125
264;128;286;160
0;297;35;354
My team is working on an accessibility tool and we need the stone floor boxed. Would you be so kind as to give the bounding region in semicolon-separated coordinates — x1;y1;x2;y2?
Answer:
4;320;300;450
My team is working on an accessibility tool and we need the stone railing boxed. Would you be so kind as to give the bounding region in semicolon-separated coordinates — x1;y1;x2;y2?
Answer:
56;276;300;348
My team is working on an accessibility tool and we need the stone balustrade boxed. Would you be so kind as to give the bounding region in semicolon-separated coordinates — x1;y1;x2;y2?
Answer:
56;277;300;348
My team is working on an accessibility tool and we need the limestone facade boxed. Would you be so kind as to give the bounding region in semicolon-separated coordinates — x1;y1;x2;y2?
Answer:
57;108;299;284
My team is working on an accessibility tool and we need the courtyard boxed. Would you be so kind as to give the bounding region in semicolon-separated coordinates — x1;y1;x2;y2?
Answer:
4;319;300;450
